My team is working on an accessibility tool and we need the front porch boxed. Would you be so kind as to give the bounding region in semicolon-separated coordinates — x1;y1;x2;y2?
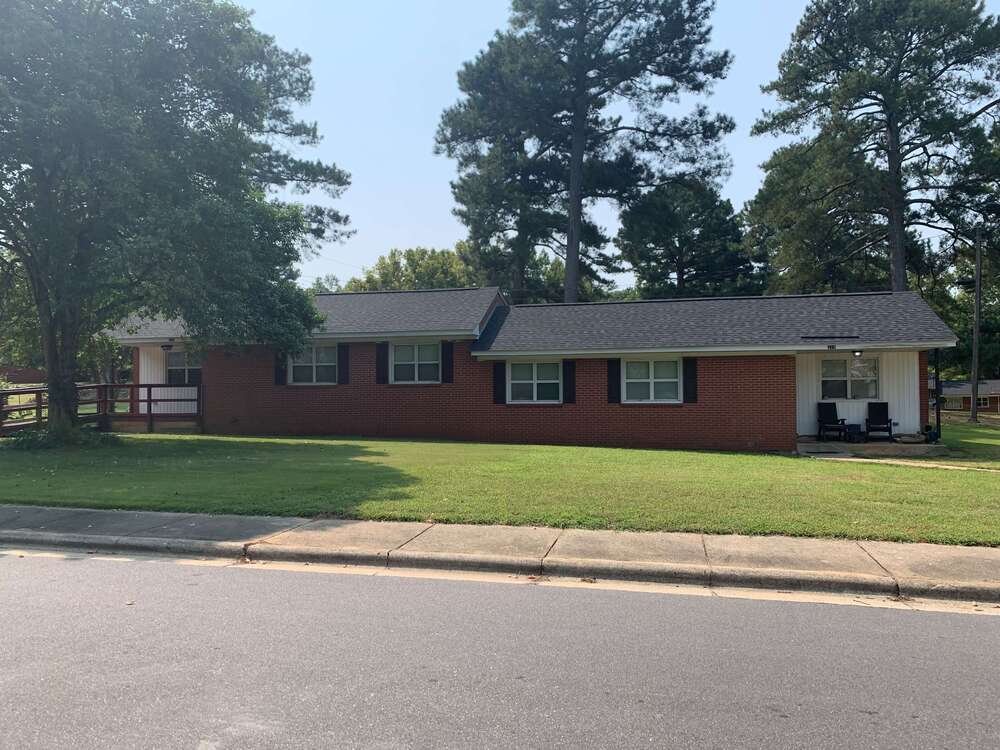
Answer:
797;436;950;459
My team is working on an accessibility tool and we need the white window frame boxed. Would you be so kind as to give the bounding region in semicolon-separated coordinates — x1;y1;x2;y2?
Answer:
621;358;682;404
390;341;441;384
977;396;991;408
507;361;562;404
165;351;202;386
288;344;339;385
820;355;880;401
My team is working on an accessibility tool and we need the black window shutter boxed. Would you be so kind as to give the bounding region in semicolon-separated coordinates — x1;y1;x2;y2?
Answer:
375;342;389;384
492;361;506;404
274;352;287;386
683;357;698;403
337;343;350;384
562;360;576;404
607;358;621;403
441;341;454;383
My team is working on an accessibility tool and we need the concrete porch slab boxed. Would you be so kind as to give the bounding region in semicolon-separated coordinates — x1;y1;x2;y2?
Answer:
860;540;1000;599
797;440;950;459
251;519;432;565
391;523;560;574
544;529;709;583
703;534;895;593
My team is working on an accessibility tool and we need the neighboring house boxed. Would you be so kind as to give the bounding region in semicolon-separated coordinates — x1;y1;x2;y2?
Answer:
929;378;1000;413
108;288;956;452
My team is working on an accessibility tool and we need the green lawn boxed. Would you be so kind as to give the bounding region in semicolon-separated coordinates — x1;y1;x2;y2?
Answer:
2;432;999;545
931;416;1000;470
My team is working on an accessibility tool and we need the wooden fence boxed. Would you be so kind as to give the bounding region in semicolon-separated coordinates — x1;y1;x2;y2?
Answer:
0;383;202;434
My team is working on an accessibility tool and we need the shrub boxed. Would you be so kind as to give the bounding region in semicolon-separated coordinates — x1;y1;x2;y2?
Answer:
2;426;121;450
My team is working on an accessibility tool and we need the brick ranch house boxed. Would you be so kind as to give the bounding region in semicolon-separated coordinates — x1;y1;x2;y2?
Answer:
929;378;1000;414
110;287;956;452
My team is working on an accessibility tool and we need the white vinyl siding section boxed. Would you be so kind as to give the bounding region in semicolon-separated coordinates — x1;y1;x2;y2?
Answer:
796;351;921;436
137;346;198;414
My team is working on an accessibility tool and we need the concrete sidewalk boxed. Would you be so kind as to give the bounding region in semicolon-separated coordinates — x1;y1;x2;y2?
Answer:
2;504;1000;602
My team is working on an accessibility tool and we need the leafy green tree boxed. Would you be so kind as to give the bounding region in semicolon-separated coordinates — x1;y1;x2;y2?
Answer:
742;139;893;293
617;178;762;298
344;247;475;292
754;0;1000;291
439;0;733;302
307;275;343;294
0;0;349;432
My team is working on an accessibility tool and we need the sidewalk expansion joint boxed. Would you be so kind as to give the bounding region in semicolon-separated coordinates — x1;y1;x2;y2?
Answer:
701;533;714;590
386;522;437;568
539;529;564;576
856;541;900;597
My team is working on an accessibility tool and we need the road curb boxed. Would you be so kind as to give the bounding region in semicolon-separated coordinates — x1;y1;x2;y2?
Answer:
247;542;386;567
388;549;542;575
5;529;1000;603
541;557;710;585
0;530;247;560
709;565;899;596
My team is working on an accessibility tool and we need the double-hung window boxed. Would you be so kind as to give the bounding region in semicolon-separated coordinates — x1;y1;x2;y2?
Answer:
290;345;338;384
509;362;561;403
392;343;440;383
821;357;878;400
166;351;202;385
978;396;991;408
623;359;680;402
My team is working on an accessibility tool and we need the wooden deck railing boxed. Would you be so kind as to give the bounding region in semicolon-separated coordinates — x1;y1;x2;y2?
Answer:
0;383;202;434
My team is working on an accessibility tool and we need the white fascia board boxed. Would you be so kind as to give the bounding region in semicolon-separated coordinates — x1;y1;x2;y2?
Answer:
114;329;480;346
308;330;478;341
471;340;957;359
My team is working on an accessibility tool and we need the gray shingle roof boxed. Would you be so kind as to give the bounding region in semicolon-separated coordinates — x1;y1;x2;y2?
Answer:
472;291;956;354
110;287;502;342
312;287;500;336
937;379;1000;396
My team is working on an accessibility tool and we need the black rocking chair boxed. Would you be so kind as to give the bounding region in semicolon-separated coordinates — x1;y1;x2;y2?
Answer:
817;402;848;441
866;401;894;441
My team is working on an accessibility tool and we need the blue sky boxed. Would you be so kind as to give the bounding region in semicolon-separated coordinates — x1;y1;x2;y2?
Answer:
239;0;996;288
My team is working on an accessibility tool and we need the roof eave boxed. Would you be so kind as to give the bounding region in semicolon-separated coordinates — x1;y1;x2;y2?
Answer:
471;339;958;359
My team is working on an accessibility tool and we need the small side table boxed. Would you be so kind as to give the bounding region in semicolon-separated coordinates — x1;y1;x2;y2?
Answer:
845;424;866;443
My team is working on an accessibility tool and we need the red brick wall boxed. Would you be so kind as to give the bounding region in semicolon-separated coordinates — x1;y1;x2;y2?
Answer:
201;343;799;451
919;350;929;428
961;396;1000;413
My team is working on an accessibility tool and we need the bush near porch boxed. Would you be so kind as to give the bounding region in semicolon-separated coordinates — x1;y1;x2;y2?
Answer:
2;429;999;546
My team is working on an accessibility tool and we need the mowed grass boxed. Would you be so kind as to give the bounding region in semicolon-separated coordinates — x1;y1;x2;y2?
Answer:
931;415;1000;470
2;432;999;545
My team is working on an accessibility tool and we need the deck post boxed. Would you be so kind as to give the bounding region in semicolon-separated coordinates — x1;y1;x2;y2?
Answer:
146;386;154;433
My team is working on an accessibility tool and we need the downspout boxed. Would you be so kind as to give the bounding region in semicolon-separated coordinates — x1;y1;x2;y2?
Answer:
934;348;942;443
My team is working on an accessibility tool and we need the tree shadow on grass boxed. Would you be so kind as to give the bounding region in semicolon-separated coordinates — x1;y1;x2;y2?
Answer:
4;434;421;519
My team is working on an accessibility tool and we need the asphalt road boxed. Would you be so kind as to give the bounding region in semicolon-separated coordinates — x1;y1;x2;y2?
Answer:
2;551;999;749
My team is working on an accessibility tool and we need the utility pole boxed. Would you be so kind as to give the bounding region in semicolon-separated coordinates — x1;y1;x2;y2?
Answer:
969;225;982;424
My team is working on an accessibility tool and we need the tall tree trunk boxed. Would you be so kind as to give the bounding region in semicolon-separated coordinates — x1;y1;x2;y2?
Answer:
30;279;80;435
885;115;908;291
565;103;585;303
